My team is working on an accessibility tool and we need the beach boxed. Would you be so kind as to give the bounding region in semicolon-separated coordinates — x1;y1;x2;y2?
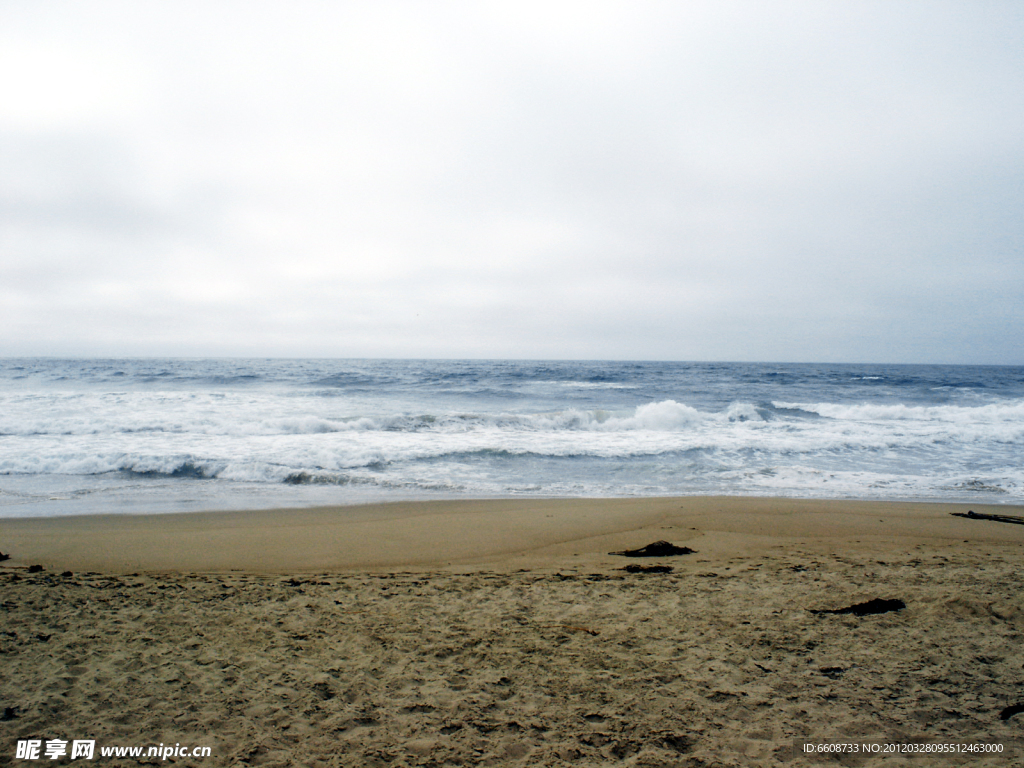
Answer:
2;497;1023;766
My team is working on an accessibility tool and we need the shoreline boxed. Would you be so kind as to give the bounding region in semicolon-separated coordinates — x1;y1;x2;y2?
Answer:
3;496;1022;574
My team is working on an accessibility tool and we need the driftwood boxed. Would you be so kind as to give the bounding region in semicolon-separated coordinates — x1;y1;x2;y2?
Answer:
811;598;905;617
951;510;1024;526
609;541;695;557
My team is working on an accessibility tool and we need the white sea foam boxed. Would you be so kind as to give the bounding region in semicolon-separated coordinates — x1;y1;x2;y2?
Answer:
778;399;1024;423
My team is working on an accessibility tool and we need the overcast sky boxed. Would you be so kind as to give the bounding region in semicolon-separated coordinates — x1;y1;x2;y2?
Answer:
1;1;1022;363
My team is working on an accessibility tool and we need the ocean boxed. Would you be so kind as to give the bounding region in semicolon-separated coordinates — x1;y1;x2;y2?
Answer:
1;358;1021;517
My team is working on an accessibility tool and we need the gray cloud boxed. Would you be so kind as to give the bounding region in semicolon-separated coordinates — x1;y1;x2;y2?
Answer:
1;1;1022;362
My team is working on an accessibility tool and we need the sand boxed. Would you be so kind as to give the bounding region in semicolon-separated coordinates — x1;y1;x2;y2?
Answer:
1;497;1022;766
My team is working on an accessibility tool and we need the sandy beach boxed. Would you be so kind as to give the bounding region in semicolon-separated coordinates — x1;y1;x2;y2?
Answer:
2;497;1023;766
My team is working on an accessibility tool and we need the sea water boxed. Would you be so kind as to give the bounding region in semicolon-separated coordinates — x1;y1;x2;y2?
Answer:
1;358;1021;517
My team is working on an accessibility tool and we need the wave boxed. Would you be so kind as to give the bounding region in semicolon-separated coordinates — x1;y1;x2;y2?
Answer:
1;401;702;436
4;397;1023;440
121;460;216;479
28;453;1019;503
2;441;1020;509
777;399;1024;422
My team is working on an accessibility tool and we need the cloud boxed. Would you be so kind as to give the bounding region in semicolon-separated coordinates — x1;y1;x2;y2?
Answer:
1;1;1022;362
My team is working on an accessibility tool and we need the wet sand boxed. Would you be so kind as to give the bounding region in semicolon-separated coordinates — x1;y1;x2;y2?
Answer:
2;497;1022;766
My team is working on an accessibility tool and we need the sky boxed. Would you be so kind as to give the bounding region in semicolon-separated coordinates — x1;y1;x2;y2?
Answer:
1;1;1022;364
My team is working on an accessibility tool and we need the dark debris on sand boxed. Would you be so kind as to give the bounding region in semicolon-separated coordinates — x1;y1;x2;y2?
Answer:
952;510;1024;526
609;541;695;557
620;564;674;574
1000;703;1024;721
811;598;906;617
